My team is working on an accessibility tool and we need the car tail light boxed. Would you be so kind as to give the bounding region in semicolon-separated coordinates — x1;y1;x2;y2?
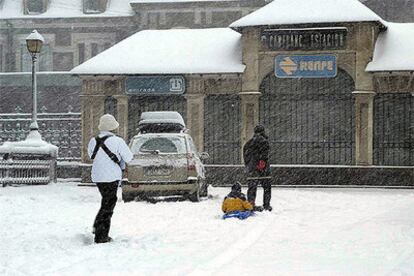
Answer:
187;153;196;171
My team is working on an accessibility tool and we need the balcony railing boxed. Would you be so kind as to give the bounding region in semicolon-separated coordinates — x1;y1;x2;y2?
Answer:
0;157;56;186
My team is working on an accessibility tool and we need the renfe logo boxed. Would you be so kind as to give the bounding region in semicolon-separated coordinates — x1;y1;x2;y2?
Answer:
275;55;337;78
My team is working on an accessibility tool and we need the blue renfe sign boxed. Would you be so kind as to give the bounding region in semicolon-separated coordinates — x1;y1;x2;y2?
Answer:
126;76;185;95
275;55;337;78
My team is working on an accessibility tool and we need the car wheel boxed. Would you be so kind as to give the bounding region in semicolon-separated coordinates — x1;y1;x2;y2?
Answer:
135;194;149;202
188;188;200;202
200;182;208;197
122;193;134;203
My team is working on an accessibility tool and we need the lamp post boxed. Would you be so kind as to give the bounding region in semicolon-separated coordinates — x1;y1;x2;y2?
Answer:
25;30;44;134
0;30;58;185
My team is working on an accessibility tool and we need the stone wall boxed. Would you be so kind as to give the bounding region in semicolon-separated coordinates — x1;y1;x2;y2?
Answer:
205;165;414;187
363;0;414;22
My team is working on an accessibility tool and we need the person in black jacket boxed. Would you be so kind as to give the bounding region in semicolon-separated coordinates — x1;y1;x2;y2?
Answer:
243;124;272;211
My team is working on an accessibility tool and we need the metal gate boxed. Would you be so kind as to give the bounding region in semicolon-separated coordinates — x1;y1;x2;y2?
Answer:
374;93;414;166
259;69;355;164
128;95;187;140
204;94;241;164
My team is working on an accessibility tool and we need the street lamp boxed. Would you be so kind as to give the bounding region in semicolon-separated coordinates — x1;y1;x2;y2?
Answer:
26;30;44;133
0;29;58;185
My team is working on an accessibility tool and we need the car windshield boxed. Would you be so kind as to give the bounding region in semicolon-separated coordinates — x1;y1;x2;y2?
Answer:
131;136;187;154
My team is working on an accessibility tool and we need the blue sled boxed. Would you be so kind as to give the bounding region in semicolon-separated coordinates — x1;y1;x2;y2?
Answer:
223;210;254;220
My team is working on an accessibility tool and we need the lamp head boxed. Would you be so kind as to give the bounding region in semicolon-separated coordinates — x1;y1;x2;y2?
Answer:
26;30;44;55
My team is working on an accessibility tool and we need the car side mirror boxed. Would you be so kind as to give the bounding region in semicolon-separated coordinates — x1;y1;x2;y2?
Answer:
200;152;210;160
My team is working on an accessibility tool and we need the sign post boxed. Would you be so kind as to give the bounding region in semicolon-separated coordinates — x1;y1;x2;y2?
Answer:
126;76;186;95
275;55;337;78
261;28;347;51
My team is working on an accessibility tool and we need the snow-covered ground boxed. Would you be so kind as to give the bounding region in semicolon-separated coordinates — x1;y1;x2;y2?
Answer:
1;182;414;276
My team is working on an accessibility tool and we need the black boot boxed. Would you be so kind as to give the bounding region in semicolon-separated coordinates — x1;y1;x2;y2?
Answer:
247;180;258;206
253;205;264;212
262;180;272;212
95;236;113;244
263;205;273;212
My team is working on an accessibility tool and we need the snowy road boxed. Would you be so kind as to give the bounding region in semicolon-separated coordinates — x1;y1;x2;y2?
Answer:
1;182;414;275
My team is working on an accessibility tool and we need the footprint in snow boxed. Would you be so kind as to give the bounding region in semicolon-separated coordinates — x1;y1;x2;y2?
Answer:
75;233;94;246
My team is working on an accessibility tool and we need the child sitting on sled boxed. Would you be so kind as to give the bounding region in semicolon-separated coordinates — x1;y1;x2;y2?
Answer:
222;182;254;220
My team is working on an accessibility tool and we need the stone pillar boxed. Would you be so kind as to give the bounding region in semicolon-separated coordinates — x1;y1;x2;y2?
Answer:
241;27;260;92
353;91;375;165
113;95;129;141
239;92;261;154
352;23;378;166
80;81;105;163
239;27;261;161
186;94;205;152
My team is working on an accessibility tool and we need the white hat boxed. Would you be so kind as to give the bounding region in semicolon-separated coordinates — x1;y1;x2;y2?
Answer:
98;114;119;131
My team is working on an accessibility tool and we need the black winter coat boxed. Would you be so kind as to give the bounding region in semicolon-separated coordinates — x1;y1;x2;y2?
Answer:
243;132;270;177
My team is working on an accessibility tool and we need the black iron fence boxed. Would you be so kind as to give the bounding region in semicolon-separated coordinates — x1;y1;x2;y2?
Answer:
0;111;81;161
127;95;187;140
259;70;355;165
2;92;411;167
260;93;355;164
204;94;241;164
374;93;414;166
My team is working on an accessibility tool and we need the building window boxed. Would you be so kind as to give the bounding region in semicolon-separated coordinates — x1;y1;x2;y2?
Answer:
0;45;3;72
21;44;51;71
24;0;46;14
83;0;107;14
194;11;202;25
159;12;167;25
91;43;98;57
149;13;158;27
103;42;111;51
53;52;74;71
78;43;85;64
104;96;117;118
205;11;212;25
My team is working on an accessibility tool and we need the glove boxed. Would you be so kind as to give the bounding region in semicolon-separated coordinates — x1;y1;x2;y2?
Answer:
256;160;266;171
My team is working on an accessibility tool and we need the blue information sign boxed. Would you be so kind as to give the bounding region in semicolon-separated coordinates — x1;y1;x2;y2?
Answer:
275;55;337;78
126;76;185;95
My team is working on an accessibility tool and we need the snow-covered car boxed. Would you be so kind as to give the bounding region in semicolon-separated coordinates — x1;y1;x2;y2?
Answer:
122;112;209;202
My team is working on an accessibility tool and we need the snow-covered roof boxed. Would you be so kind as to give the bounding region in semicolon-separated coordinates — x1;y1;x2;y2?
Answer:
366;23;414;72
0;0;134;19
230;0;383;27
130;0;234;2
71;28;245;75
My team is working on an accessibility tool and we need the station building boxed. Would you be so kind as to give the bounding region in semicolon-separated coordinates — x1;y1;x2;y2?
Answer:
0;0;269;162
71;0;414;185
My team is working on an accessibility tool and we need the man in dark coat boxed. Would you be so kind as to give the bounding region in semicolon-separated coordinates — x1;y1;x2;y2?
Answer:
243;124;272;211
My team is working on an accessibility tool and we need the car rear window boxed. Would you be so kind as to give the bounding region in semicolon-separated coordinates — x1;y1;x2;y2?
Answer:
131;136;187;154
